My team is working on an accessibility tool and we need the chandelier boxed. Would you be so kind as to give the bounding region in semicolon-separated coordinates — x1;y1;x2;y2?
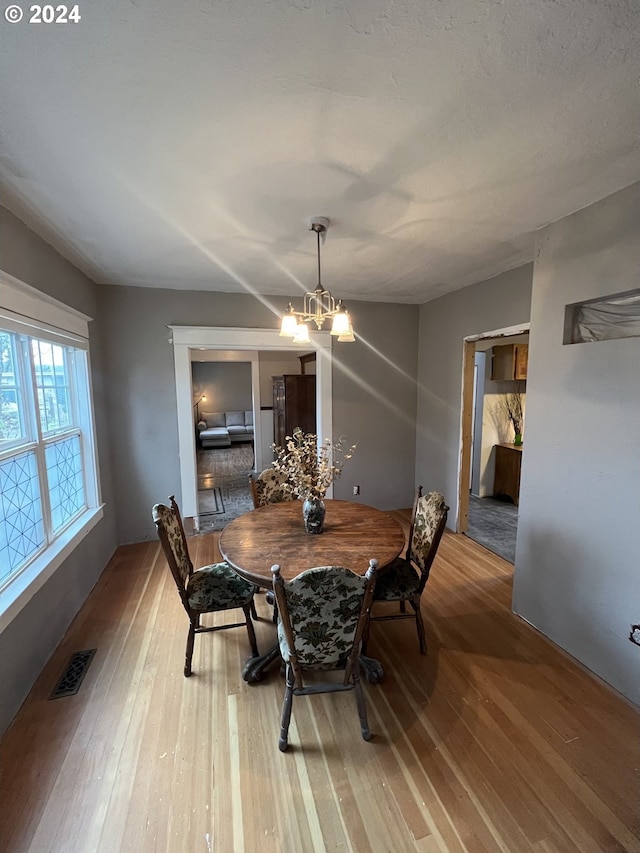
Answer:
279;217;355;343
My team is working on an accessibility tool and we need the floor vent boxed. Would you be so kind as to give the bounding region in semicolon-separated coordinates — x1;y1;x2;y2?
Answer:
49;649;97;699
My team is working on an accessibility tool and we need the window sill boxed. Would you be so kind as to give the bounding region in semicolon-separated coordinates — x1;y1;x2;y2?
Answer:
0;506;104;632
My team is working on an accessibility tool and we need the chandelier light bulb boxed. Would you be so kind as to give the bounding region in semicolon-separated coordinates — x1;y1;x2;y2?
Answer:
337;330;356;342
280;304;298;337
330;302;350;336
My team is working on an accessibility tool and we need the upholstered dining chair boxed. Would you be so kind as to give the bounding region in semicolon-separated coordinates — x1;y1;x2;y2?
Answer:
271;560;378;752
249;468;296;509
363;490;448;655
152;496;259;677
248;469;297;619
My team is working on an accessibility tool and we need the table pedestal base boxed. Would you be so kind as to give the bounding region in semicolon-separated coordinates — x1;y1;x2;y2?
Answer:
243;644;281;683
359;654;384;684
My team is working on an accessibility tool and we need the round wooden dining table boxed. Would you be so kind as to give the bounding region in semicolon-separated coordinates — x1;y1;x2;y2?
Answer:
219;498;405;683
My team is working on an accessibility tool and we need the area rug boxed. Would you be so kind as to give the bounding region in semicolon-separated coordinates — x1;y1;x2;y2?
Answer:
197;444;254;482
196;445;255;532
198;487;225;515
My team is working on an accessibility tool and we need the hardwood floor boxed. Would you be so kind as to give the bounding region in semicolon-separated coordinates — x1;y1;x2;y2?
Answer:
1;515;638;853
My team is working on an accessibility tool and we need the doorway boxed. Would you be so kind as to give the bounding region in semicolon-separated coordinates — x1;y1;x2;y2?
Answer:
192;349;316;531
458;325;530;564
192;358;256;531
170;326;333;528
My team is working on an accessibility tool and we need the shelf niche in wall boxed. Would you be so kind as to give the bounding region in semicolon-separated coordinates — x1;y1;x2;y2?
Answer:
563;288;640;344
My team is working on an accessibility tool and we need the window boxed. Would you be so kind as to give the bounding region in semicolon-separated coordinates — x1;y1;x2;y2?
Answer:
0;273;101;605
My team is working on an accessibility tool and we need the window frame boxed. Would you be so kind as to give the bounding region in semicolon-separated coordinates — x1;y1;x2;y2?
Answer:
0;271;103;630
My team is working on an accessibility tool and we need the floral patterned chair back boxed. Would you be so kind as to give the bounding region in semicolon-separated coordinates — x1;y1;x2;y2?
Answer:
363;490;448;656
405;484;423;559
152;497;193;592
249;468;296;509
152;495;259;677
409;491;449;593
271;560;378;752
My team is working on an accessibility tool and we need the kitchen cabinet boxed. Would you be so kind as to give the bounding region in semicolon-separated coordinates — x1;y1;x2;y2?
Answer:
491;344;528;381
493;443;523;505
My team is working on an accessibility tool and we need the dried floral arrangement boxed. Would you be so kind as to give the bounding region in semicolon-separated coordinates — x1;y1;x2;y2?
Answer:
271;427;357;501
498;382;525;438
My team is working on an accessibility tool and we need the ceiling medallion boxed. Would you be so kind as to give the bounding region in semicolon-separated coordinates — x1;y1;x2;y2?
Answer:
279;217;355;343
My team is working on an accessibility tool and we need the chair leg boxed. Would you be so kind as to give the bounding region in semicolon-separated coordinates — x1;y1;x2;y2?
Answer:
279;664;295;752
353;670;371;741
361;612;371;655
271;598;279;624
412;596;427;654
184;619;197;677
250;599;258;620
243;602;259;657
265;590;278;623
399;600;407;613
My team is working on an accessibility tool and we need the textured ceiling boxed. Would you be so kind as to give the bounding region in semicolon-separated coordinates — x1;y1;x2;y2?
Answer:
1;0;639;304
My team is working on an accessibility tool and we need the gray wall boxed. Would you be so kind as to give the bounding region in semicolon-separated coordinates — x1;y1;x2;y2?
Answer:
416;183;640;704
416;264;534;529
0;207;118;735
331;300;419;511
99;286;419;543
513;183;640;704
257;352;304;403
192;362;252;414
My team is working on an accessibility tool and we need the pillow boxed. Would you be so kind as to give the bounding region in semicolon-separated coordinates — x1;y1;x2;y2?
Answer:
197;421;207;431
200;411;225;428
244;410;253;426
225;411;245;426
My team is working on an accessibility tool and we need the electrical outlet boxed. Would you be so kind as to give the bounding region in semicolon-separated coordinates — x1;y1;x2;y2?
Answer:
353;485;360;495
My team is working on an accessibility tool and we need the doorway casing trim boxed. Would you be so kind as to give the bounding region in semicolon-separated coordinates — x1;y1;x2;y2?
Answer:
457;322;530;536
169;326;333;521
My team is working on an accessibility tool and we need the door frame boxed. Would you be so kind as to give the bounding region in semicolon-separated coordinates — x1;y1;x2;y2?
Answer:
457;323;530;534
169;326;333;523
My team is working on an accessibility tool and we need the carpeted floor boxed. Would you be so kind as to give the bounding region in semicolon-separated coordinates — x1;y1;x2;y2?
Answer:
466;494;518;564
196;444;255;532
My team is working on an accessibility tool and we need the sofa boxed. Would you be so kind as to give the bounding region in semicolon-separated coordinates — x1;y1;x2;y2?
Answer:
197;410;254;448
